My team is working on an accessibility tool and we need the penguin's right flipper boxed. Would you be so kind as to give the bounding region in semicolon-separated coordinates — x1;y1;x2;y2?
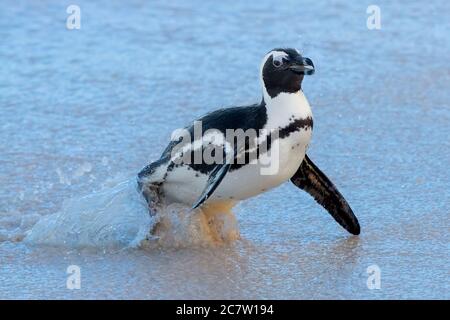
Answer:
291;154;360;235
191;162;231;209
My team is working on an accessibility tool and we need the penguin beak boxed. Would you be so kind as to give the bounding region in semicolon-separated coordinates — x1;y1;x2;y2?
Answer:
289;57;315;75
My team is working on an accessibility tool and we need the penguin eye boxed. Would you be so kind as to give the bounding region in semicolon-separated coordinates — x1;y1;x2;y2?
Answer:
272;57;284;68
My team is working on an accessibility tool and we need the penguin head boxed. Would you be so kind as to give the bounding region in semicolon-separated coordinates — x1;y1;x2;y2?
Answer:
260;48;315;98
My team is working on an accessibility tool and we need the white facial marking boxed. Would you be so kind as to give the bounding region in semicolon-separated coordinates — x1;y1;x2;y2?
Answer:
259;51;288;77
271;51;289;61
259;50;289;99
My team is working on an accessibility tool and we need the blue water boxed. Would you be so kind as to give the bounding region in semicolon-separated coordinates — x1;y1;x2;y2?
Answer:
0;0;449;299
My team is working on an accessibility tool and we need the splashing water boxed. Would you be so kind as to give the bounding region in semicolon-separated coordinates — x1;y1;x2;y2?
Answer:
24;179;240;249
24;179;150;248
147;202;240;248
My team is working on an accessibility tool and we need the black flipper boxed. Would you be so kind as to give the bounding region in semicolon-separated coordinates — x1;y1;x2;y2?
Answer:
192;138;239;210
291;154;360;235
192;162;231;209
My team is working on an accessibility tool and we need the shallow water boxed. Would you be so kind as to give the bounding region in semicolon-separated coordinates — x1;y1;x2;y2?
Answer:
1;0;449;299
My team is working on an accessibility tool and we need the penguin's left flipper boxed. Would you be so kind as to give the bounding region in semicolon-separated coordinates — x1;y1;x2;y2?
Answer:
191;162;232;210
291;154;360;235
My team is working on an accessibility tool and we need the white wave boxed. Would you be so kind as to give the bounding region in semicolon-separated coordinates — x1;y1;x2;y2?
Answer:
24;179;152;248
24;178;240;249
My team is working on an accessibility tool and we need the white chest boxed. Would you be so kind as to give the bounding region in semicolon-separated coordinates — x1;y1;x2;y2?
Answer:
264;90;313;130
229;90;314;197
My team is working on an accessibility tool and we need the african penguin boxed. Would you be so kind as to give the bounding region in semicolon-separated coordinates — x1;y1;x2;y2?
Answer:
138;48;360;235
